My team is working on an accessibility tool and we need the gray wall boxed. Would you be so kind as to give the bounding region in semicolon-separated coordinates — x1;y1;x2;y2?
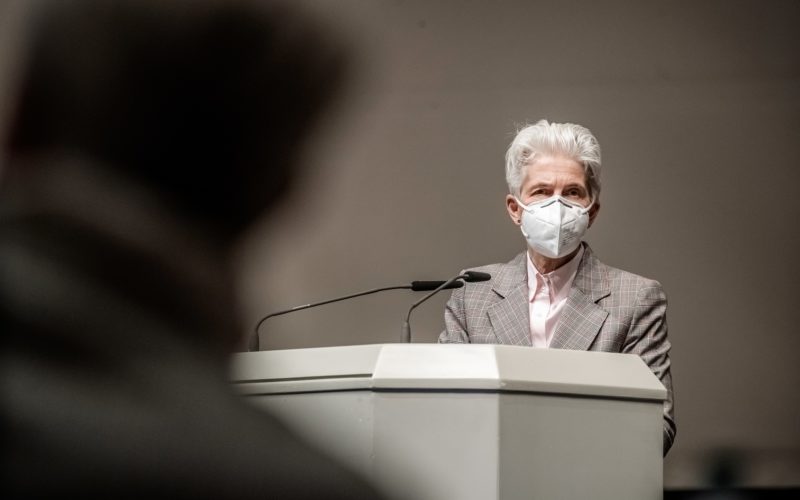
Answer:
237;0;800;489
2;0;796;491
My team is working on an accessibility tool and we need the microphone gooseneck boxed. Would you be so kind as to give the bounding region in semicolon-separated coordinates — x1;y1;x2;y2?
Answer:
400;270;491;343
411;280;464;292
250;279;467;351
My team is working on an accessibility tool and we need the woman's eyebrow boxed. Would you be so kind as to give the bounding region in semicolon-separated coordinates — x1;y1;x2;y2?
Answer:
527;181;554;189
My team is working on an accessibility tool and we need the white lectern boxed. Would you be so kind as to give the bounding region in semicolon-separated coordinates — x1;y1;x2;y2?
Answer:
231;344;666;500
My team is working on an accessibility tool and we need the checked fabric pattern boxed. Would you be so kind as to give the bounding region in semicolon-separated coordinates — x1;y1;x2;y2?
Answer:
439;243;676;454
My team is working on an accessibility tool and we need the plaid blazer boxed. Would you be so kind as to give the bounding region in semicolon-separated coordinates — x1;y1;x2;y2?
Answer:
439;243;676;454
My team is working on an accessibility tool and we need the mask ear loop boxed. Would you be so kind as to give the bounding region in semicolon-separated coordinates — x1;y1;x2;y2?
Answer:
554;195;594;215
512;196;527;226
513;196;530;234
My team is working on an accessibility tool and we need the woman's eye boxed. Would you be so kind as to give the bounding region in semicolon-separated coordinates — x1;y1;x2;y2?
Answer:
529;190;547;200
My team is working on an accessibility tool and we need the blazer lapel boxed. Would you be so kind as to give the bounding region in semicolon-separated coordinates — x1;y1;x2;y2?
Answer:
549;245;611;351
487;253;531;346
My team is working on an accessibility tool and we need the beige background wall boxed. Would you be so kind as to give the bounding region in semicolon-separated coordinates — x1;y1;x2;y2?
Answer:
2;0;797;490
238;0;800;489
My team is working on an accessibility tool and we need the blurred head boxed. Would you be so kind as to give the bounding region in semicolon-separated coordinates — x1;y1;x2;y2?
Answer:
504;119;602;201
4;0;348;239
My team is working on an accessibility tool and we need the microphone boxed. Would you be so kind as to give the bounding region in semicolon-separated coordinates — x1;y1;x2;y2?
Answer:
249;279;466;351
400;270;491;343
463;270;491;282
411;280;465;291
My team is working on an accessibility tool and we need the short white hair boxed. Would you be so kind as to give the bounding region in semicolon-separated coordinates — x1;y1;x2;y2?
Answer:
505;119;602;199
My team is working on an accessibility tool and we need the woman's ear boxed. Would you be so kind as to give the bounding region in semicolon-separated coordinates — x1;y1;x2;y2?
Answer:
506;194;522;226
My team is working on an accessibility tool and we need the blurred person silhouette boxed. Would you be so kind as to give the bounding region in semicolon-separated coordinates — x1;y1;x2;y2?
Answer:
0;0;382;498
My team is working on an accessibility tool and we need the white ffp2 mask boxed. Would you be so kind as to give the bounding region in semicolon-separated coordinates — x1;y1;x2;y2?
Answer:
516;195;593;259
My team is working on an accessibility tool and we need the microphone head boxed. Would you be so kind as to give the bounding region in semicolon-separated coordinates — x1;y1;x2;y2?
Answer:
410;280;464;291
463;270;491;282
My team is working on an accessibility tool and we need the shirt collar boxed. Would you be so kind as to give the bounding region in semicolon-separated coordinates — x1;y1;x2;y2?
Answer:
526;245;584;303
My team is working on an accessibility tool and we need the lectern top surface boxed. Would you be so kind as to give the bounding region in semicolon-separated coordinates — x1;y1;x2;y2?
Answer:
231;344;666;401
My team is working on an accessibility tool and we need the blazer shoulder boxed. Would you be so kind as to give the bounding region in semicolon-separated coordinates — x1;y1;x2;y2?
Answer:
461;252;527;298
604;261;660;284
460;253;522;279
464;261;510;276
590;257;667;304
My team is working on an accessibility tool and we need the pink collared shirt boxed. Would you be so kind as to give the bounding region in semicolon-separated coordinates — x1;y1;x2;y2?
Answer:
527;246;584;348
